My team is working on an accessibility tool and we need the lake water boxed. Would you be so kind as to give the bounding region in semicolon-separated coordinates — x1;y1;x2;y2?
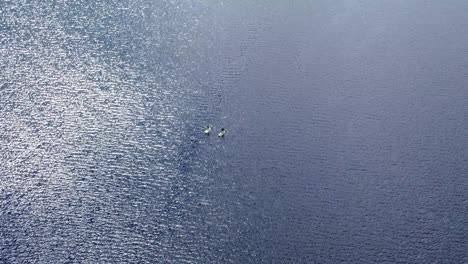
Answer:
1;1;467;263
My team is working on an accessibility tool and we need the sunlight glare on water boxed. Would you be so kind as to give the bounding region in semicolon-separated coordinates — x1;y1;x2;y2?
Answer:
1;0;468;263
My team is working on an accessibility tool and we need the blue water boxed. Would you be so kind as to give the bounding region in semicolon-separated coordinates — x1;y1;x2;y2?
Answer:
1;1;468;263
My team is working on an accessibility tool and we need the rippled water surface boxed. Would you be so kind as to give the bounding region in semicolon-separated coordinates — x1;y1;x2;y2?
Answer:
1;0;468;263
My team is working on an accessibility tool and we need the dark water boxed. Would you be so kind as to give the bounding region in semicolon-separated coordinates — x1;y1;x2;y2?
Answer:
1;0;468;263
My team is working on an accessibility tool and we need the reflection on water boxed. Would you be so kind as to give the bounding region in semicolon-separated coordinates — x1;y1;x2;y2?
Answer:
1;1;229;262
1;0;468;263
